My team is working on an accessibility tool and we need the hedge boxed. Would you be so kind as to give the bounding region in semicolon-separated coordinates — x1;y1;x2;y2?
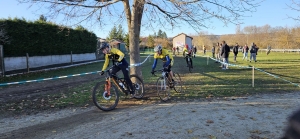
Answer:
0;18;98;57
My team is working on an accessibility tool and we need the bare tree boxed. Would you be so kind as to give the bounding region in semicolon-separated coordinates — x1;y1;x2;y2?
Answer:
287;0;300;21
17;0;262;76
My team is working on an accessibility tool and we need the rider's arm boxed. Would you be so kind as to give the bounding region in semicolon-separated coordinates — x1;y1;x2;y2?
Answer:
110;48;125;62
102;54;109;71
152;58;158;70
163;55;171;67
182;48;187;56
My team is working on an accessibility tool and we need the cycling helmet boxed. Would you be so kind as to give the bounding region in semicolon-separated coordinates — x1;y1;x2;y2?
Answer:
154;45;162;52
185;44;189;49
100;42;109;50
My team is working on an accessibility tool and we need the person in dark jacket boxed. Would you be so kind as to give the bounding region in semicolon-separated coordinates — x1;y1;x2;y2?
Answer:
193;46;197;58
242;44;249;61
211;46;215;58
249;42;257;62
220;40;230;69
233;43;239;62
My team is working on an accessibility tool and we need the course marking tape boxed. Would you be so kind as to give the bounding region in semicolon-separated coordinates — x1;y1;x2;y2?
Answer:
201;54;300;87
0;55;152;87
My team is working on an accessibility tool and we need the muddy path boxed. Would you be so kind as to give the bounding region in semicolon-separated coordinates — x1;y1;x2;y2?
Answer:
1;92;300;139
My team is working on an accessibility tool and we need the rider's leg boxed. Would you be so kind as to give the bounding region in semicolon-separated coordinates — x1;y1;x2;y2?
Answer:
111;65;121;79
185;57;189;67
166;65;174;82
117;60;134;95
190;57;193;68
120;65;134;94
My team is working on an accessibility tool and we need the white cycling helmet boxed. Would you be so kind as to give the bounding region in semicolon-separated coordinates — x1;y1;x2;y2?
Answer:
154;45;162;52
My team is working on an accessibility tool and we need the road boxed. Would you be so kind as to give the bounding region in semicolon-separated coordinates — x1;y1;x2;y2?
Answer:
1;92;300;139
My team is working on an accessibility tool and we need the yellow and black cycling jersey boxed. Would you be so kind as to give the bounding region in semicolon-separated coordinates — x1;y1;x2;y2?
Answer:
154;49;174;66
183;47;192;56
102;48;124;71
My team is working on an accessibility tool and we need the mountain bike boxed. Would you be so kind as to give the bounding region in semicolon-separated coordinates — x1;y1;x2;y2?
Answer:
92;65;144;111
152;68;182;102
185;53;193;72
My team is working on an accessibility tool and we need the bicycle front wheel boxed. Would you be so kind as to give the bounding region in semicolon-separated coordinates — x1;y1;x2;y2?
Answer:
172;72;183;93
156;76;170;102
92;81;119;111
130;75;144;99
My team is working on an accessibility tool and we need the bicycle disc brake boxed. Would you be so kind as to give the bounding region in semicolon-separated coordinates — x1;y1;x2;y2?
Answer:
134;83;140;90
103;91;112;100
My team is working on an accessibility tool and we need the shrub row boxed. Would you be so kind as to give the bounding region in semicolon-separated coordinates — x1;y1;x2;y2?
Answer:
0;18;97;57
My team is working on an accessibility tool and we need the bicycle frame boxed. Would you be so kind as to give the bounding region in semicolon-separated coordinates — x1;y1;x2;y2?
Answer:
160;71;168;90
185;55;192;61
104;67;128;95
154;69;172;88
93;66;144;111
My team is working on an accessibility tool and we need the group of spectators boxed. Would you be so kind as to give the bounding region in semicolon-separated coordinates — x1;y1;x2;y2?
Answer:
171;41;261;70
212;41;260;70
242;43;259;62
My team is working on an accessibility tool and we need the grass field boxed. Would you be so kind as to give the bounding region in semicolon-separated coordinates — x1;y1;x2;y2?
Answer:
1;51;300;108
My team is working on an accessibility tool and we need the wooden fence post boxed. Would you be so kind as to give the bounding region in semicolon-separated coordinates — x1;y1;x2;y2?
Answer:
207;55;209;65
252;66;255;87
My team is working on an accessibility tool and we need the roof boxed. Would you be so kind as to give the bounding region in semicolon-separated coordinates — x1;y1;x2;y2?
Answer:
172;33;193;39
110;39;125;44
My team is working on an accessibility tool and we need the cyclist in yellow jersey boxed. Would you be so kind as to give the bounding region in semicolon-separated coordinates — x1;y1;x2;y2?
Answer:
151;45;174;82
99;42;135;97
182;44;193;68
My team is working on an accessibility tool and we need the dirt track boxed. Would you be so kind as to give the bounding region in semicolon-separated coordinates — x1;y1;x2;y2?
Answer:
0;92;300;139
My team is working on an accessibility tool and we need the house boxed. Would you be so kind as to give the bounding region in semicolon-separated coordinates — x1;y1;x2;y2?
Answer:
109;39;127;55
96;38;106;60
172;33;193;52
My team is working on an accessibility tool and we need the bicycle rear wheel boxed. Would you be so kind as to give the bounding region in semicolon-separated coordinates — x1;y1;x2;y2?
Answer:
130;75;144;99
156;76;170;102
92;81;119;111
172;72;183;93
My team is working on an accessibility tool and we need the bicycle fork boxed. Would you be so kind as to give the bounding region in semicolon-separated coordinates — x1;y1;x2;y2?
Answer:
160;77;167;90
105;78;111;97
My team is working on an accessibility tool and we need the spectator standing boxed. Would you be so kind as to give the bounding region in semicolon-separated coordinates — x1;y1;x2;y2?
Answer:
193;46;197;57
233;43;239;62
255;44;259;56
215;43;220;63
203;45;206;55
249;42;257;62
267;45;271;55
220;41;230;69
242;44;249;61
212;46;215;58
172;47;176;55
176;47;179;55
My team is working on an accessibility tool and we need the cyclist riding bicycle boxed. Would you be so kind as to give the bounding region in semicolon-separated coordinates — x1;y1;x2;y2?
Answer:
151;45;175;83
183;44;193;68
99;42;135;98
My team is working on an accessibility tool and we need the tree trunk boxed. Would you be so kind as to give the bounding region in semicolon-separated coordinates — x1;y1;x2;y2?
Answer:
127;0;145;78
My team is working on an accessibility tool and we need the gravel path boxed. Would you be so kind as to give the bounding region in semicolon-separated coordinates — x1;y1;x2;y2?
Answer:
1;92;299;139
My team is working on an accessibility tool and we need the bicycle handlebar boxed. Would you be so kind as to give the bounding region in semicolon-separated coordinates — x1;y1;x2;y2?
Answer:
152;68;167;76
99;65;117;78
